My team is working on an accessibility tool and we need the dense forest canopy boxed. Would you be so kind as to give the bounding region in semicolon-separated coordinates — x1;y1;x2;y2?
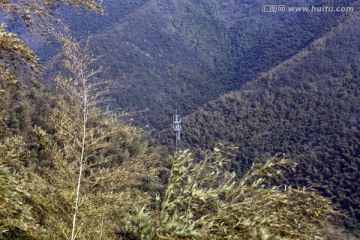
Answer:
26;0;359;131
177;13;360;236
0;0;360;239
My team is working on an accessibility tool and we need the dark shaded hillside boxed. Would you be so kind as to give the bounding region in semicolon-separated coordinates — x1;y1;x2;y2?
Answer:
28;0;150;62
177;15;360;235
87;0;231;129
59;0;150;38
77;0;357;131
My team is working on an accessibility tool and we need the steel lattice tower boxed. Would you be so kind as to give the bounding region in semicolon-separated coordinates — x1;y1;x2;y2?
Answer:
173;111;181;151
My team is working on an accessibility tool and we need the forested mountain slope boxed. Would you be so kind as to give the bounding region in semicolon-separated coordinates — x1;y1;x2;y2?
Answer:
4;0;360;238
28;0;150;61
47;0;358;130
2;0;360;238
178;14;360;235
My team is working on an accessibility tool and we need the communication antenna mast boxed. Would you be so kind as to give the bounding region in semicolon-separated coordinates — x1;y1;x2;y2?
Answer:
108;105;118;123
173;110;181;151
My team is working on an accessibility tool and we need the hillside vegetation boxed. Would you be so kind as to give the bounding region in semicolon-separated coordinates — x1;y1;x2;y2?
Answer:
1;0;360;238
178;14;360;235
0;29;342;240
51;0;358;130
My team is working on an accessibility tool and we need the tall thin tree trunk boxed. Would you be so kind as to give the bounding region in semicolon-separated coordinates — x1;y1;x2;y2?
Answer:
71;90;88;240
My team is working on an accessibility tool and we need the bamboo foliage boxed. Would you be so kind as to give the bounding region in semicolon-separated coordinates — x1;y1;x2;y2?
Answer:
0;136;35;239
0;0;103;139
124;149;335;240
21;36;159;240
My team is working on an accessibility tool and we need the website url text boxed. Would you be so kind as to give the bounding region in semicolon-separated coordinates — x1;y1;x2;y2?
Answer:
262;5;355;13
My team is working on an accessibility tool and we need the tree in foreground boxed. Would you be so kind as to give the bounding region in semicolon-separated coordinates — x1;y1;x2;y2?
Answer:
123;148;336;239
4;36;160;240
33;38;156;240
